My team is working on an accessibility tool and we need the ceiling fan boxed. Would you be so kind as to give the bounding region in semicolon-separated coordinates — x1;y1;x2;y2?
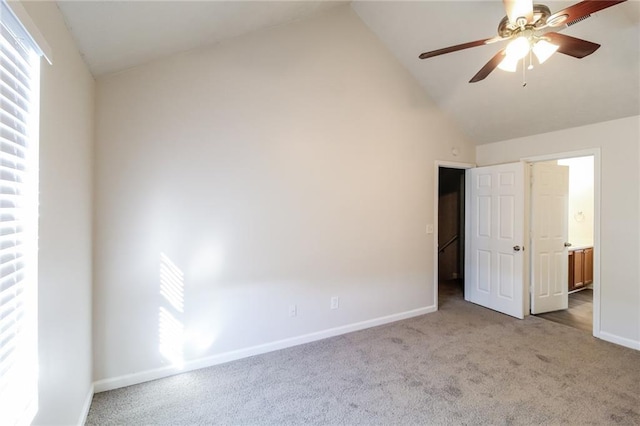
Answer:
418;0;627;83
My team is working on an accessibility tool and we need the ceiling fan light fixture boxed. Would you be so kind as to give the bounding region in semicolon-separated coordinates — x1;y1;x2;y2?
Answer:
498;54;519;72
505;36;530;60
532;39;559;64
417;0;628;84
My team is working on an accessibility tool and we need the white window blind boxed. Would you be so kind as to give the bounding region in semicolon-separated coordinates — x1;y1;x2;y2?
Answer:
0;1;41;425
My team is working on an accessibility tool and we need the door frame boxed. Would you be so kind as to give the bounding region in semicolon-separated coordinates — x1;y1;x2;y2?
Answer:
522;148;601;337
433;160;475;310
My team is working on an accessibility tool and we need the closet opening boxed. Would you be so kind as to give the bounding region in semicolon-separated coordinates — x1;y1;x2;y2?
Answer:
437;167;466;306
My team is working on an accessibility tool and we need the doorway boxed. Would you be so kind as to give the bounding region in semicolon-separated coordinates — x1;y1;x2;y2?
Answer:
437;167;466;306
441;151;600;335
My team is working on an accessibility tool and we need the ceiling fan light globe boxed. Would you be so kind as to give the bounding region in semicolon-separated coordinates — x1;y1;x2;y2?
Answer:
505;36;530;60
532;40;559;64
498;55;519;72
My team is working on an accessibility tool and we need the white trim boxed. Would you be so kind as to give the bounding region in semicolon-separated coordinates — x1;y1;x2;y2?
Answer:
520;148;601;338
76;384;94;426
93;305;437;393
523;162;531;316
520;148;600;164
433;161;474;310
5;0;53;63
598;331;640;351
435;160;476;169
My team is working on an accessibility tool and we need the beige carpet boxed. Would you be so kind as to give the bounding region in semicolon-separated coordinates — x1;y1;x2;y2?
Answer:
87;284;640;425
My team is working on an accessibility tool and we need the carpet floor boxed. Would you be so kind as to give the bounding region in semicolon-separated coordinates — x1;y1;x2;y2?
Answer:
87;285;639;425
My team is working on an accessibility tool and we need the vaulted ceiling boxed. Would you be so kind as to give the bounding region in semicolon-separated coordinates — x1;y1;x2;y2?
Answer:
57;1;640;144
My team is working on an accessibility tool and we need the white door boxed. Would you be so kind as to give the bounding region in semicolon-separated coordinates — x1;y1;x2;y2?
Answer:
530;163;570;314
465;162;526;319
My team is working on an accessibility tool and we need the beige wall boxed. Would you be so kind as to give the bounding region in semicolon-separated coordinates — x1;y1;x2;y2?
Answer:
477;116;640;348
19;1;96;424
93;6;474;387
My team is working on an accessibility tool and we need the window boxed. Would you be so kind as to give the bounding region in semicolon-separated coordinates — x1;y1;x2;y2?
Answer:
0;1;43;424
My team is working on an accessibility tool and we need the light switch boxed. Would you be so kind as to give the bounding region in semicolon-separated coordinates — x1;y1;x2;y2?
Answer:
426;224;434;234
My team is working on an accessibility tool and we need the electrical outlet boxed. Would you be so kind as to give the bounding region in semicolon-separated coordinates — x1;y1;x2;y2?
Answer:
288;304;297;317
330;296;339;310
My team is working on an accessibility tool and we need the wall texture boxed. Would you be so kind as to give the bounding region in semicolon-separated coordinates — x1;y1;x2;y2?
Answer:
477;116;640;349
20;1;96;424
93;6;474;385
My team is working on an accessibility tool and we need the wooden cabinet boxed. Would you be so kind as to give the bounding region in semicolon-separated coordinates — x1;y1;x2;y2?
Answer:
568;247;593;292
583;248;593;285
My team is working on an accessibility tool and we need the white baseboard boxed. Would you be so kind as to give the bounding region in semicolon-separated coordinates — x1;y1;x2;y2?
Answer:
93;305;437;393
598;331;640;350
77;383;94;425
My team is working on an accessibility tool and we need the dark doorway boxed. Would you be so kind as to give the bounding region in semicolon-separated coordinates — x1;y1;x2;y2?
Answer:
438;167;465;303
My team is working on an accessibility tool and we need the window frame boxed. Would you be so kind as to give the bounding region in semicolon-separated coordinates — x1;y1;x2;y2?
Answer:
0;1;44;424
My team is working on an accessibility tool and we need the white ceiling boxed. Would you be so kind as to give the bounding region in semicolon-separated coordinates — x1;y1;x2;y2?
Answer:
57;0;640;144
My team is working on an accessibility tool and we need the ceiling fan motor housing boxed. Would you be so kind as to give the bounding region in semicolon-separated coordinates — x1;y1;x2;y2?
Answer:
498;4;551;37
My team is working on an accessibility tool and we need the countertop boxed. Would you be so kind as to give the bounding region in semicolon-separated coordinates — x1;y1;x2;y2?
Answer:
568;245;593;251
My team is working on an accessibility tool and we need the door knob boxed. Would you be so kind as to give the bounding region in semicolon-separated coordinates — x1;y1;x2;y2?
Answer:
564;242;572;247
513;245;521;252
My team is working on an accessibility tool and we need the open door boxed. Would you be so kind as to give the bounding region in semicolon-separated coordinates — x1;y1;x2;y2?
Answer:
530;163;570;314
465;162;526;319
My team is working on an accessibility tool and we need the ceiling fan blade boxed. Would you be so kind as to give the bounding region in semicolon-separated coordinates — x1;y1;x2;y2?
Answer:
545;32;601;58
419;38;502;60
503;0;533;24
547;0;627;27
469;49;506;83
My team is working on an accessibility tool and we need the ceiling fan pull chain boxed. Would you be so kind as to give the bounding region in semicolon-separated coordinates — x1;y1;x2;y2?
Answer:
522;57;527;87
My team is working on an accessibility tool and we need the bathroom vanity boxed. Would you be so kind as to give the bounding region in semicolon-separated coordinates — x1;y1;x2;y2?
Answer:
568;246;593;292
